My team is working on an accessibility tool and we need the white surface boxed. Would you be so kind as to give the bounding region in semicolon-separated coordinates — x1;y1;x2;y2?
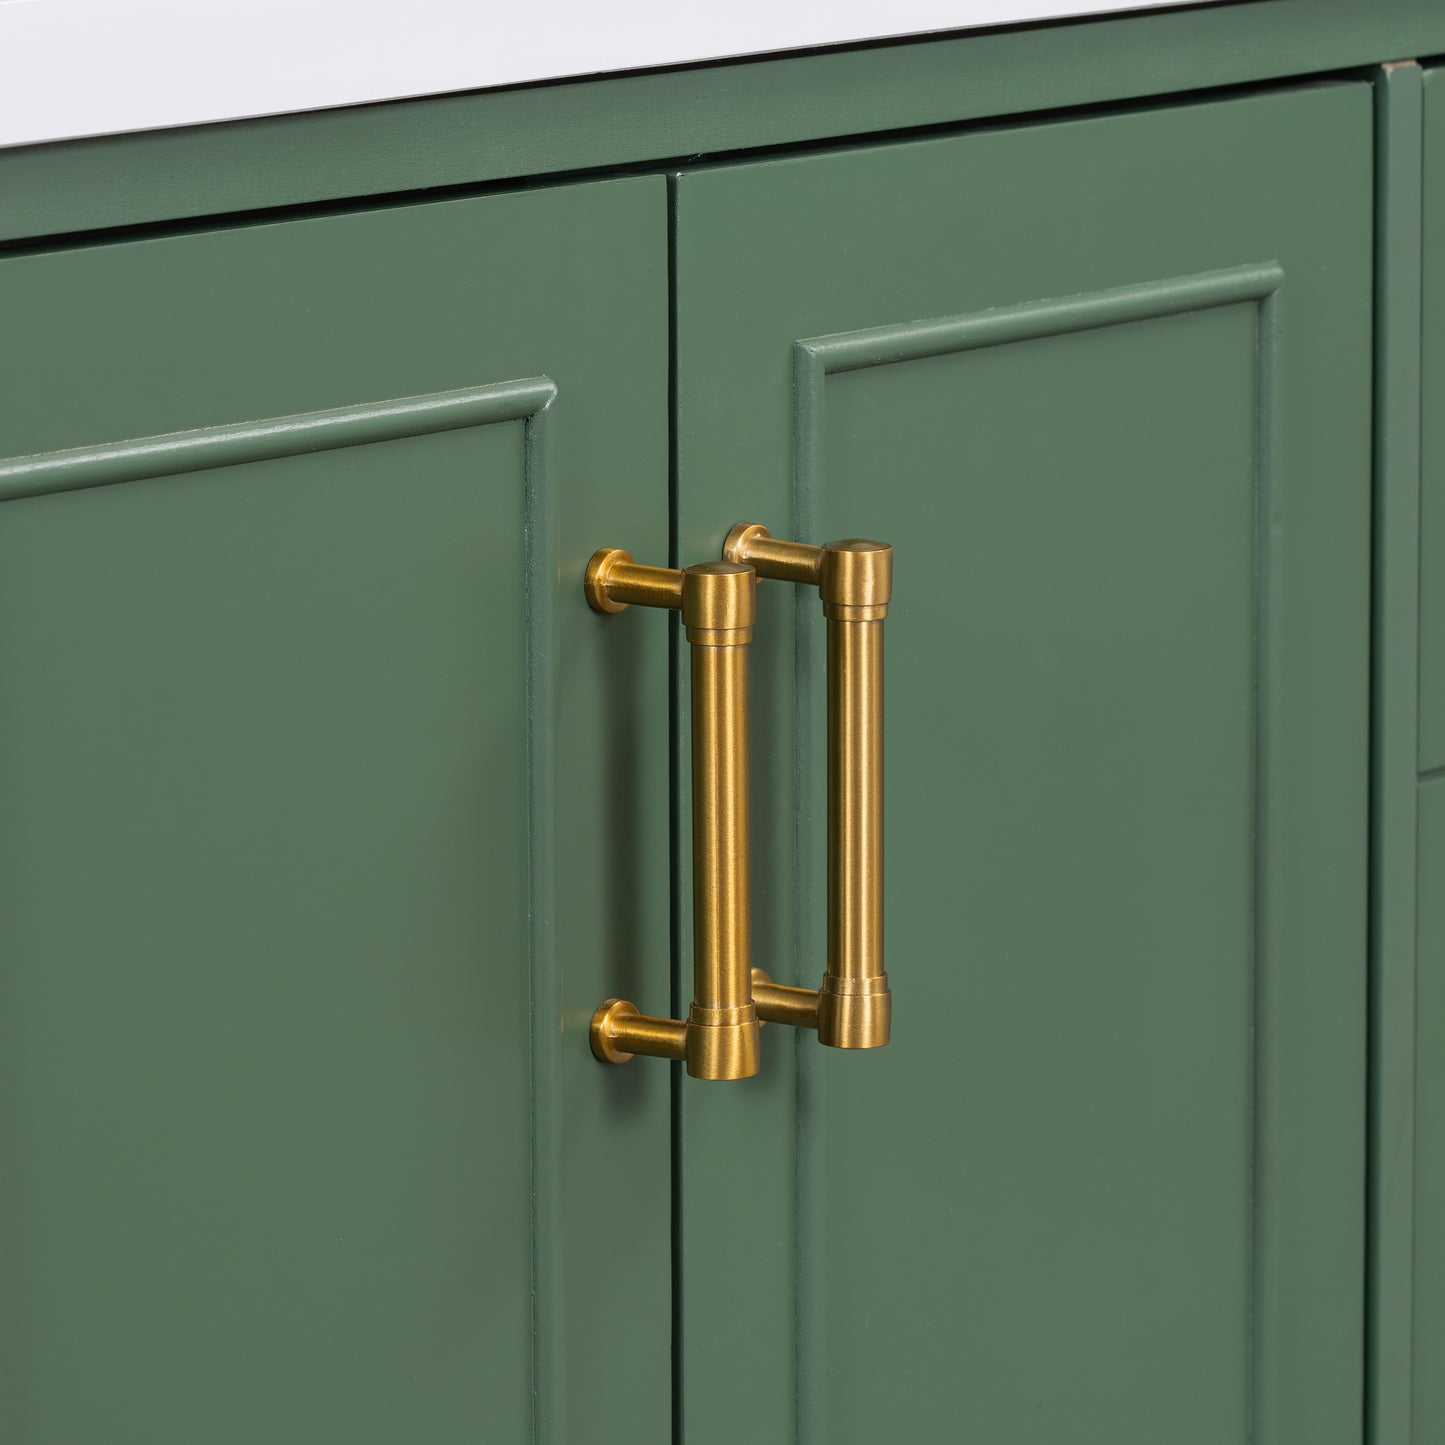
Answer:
0;0;1219;149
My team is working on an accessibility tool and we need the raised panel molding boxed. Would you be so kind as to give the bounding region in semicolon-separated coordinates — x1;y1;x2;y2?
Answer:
0;375;570;1444
790;263;1282;517
788;263;1284;1445
0;379;556;500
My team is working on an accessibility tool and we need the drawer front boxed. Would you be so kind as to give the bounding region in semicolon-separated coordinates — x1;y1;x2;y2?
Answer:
674;82;1371;1445
0;180;671;1445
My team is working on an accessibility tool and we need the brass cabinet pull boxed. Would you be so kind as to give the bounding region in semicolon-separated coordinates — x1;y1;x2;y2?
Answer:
723;525;893;1050
585;549;762;1080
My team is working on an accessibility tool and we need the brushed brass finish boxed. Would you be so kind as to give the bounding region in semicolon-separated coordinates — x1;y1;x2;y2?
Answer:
821;590;891;1048
590;1000;688;1063
724;525;893;1050
684;564;762;1079
585;547;685;613
820;537;893;620
722;522;824;585
587;551;761;1080
684;1001;760;1080
751;968;821;1030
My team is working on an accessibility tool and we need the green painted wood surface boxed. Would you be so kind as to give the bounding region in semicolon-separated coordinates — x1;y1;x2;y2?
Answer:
1415;776;1445;1445
0;178;672;1444
675;83;1372;1445
1421;73;1445;772
3;0;1445;245
1416;68;1445;1445
1368;60;1426;1445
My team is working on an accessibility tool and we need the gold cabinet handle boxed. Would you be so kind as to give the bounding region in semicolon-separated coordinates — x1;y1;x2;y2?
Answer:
585;549;762;1080
723;525;893;1049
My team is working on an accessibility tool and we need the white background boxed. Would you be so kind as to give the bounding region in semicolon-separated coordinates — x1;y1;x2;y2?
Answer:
0;0;1217;149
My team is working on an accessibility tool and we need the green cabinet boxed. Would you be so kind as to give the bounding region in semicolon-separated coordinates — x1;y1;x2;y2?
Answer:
0;179;673;1444
674;82;1372;1445
0;25;1432;1445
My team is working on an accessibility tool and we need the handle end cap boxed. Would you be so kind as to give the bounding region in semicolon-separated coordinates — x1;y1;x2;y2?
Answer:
816;974;891;1049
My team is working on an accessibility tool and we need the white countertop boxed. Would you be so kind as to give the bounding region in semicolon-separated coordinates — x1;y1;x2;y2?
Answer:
0;0;1220;150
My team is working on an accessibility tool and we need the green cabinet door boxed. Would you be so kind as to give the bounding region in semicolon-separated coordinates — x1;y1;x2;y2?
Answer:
1416;62;1445;1445
674;84;1372;1445
0;178;671;1444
